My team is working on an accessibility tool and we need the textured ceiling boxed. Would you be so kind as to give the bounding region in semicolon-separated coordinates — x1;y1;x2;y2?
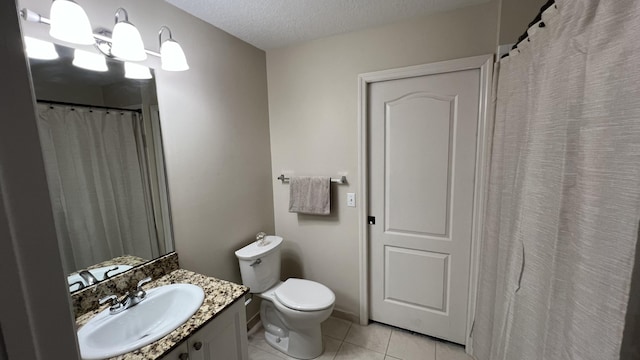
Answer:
165;0;490;50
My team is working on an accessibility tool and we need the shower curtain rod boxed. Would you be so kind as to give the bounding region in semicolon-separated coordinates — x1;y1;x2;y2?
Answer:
38;99;143;114
502;0;556;59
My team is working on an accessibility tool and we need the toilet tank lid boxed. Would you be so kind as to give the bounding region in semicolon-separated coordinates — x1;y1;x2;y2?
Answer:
235;236;283;260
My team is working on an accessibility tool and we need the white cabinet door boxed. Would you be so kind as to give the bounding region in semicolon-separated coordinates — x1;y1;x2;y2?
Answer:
188;300;248;360
368;66;481;345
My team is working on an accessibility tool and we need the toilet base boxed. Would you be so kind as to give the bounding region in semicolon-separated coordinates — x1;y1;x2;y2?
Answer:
260;298;325;359
264;331;290;355
264;325;323;359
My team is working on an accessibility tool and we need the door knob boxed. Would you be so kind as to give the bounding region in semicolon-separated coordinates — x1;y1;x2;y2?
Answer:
178;353;189;360
193;341;203;351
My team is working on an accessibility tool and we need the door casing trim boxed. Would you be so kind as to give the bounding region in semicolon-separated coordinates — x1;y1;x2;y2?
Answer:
357;54;494;355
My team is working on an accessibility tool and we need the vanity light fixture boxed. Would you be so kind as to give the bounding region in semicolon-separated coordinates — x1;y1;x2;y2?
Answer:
49;0;94;45
21;7;189;72
72;49;108;72
159;26;189;71
124;62;152;80
24;36;59;60
111;8;147;62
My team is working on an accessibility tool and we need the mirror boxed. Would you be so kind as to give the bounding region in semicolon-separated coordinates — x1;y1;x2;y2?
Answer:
27;40;174;293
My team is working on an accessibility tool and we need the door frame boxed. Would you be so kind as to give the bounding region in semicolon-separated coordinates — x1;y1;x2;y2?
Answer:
357;54;494;352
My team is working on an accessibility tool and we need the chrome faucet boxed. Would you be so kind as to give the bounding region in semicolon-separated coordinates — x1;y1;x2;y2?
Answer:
99;277;152;315
79;270;99;286
127;277;152;307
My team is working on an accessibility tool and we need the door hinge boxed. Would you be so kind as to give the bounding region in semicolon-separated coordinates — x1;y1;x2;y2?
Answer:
368;216;376;225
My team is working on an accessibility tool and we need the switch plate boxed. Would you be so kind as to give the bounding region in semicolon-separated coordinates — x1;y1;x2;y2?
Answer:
347;193;356;207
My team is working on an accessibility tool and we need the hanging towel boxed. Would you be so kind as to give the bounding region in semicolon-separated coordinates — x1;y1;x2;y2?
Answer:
288;176;331;215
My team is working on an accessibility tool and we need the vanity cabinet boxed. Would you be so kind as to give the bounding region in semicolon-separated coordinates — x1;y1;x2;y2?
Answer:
162;299;248;360
163;343;188;359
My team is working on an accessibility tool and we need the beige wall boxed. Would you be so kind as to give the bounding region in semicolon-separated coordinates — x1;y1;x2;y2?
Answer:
266;1;500;318
19;0;274;321
499;0;548;45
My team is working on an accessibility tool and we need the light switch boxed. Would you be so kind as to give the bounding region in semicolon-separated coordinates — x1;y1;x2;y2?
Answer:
347;193;356;207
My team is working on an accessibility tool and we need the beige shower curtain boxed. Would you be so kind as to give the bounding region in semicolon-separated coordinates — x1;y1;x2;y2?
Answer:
473;1;640;359
36;103;160;273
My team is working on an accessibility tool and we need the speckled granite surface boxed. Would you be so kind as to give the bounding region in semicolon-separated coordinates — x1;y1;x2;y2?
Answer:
69;255;148;293
76;269;249;360
72;253;180;317
85;255;147;271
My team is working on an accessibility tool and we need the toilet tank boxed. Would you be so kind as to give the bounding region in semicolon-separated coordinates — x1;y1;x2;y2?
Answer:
235;236;283;293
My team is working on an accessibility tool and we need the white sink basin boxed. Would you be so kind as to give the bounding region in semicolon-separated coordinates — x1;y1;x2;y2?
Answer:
77;283;205;359
68;265;134;292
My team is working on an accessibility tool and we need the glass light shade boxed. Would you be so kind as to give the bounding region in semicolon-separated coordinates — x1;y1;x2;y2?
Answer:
49;0;94;45
160;39;189;71
111;21;147;61
24;36;59;60
124;62;152;80
72;49;108;72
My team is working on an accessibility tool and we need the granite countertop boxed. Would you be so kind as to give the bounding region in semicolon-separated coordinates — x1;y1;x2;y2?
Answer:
87;255;148;270
76;269;249;360
70;255;148;277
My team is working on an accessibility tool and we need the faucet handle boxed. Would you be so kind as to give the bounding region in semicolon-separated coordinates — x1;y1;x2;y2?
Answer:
99;294;118;305
134;277;152;301
137;277;152;290
104;266;120;279
69;280;85;291
99;294;124;313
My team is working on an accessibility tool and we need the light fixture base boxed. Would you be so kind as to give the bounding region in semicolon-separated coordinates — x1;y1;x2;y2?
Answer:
94;29;115;58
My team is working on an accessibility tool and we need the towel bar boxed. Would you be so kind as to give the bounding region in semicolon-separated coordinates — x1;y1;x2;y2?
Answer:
277;174;347;184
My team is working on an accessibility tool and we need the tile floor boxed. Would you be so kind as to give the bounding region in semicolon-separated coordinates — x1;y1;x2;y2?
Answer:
247;317;472;360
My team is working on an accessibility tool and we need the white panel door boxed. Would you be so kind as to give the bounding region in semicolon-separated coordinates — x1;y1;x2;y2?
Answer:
368;67;480;345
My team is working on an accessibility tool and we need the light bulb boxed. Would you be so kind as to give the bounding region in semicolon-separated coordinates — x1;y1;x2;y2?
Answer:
124;62;152;79
160;39;189;71
24;36;59;60
72;49;108;72
111;9;147;62
49;0;94;45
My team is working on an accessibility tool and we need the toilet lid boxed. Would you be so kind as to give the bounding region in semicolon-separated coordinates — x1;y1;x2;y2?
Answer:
275;279;335;311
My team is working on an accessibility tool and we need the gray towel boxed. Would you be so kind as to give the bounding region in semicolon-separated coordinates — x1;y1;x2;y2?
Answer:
288;176;331;215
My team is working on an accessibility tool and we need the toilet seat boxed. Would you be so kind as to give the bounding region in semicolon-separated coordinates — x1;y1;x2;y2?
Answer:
275;278;335;311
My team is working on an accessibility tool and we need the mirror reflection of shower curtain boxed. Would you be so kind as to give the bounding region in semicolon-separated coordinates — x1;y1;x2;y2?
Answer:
36;103;160;273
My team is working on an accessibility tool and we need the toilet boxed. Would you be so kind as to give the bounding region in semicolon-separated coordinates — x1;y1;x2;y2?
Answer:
235;235;335;359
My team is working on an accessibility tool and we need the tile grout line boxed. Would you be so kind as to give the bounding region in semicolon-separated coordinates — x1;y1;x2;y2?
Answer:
384;329;393;356
334;320;349;359
333;335;346;360
434;340;437;360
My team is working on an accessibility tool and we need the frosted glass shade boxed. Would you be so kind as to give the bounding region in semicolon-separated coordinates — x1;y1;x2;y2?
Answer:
160;39;189;71
111;21;147;61
72;49;108;72
49;0;94;45
124;62;152;79
24;36;59;60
